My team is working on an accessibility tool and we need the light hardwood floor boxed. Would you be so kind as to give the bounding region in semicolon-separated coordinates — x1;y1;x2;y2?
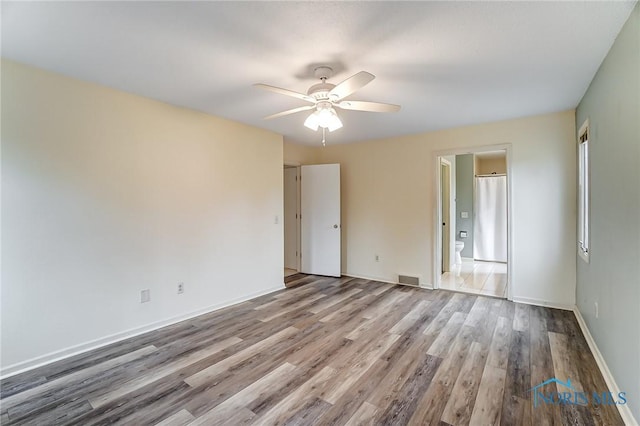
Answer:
0;275;623;425
440;260;507;298
284;268;298;278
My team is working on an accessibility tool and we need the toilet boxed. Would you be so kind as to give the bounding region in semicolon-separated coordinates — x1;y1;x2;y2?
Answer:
455;241;464;264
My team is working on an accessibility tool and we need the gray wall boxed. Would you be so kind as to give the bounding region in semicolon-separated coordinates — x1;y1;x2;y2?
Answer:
576;3;639;422
455;154;474;258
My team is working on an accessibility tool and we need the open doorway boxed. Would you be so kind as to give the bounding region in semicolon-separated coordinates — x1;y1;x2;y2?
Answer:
283;165;300;278
434;147;511;299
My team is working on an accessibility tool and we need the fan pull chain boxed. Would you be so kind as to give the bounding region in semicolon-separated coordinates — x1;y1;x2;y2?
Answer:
322;127;326;147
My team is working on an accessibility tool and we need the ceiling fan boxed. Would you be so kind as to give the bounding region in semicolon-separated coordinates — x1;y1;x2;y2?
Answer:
254;66;400;137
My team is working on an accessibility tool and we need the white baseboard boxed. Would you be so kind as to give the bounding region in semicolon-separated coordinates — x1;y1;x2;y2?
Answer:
342;273;433;290
511;296;574;311
343;273;397;285
0;284;285;379
573;307;638;426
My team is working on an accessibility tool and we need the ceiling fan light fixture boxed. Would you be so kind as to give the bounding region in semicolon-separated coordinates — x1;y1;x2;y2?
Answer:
326;112;343;132
303;112;320;131
304;105;342;132
257;68;397;141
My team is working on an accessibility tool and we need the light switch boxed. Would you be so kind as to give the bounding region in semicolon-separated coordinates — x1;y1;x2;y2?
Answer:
461;211;469;219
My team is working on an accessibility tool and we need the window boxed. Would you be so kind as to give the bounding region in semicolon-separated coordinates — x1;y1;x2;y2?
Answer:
578;120;590;262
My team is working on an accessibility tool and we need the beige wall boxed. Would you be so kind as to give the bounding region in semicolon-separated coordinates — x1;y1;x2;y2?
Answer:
283;141;320;165
476;156;507;174
317;110;577;307
1;60;284;372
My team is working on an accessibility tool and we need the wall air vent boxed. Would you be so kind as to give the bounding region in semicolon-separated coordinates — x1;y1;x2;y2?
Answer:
398;275;420;287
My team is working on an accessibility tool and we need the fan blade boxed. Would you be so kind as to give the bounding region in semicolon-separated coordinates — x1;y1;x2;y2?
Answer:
254;84;315;103
328;71;375;100
263;105;315;120
336;100;400;113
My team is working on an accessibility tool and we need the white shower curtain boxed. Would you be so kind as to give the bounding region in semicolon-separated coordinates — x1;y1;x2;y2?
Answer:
474;176;507;262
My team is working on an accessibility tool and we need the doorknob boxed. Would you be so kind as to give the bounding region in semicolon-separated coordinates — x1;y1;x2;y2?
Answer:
333;224;339;229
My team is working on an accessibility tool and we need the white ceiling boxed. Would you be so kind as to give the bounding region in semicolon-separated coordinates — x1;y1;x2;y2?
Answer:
2;1;636;145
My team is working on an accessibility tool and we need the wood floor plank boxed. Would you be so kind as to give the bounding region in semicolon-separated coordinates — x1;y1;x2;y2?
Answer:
513;303;530;332
389;300;430;335
463;296;491;327
367;333;437;410
368;282;394;295
501;329;532;426
188;363;297;426
1;275;623;426
323;333;400;404
319;294;377;324
486;316;512;369
530;364;563;426
440;341;487;425
529;306;563;425
408;325;476;425
4;349;167;423
252;366;337;425
89;337;241;408
307;288;362;314
2;345;157;411
360;290;411;319
422;293;465;337
468;365;506;426
315;359;390;425
258;293;326;322
281;397;331;426
345;401;379;426
155;409;196;426
426;311;467;357
376;353;442;424
181;323;328;417
183;326;298;388
345;296;419;340
548;331;584;392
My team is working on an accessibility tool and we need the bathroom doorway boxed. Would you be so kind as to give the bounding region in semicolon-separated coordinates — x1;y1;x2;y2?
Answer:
434;147;511;299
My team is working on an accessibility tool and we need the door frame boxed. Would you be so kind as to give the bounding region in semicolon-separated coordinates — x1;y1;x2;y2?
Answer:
432;144;513;300
440;158;452;273
284;162;302;274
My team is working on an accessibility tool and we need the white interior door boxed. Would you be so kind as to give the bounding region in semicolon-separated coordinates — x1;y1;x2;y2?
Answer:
301;164;341;277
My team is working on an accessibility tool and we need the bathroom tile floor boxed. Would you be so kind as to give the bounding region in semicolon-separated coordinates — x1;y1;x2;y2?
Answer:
440;260;507;298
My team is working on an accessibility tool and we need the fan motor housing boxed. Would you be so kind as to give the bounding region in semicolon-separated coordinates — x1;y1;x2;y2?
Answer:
307;82;336;100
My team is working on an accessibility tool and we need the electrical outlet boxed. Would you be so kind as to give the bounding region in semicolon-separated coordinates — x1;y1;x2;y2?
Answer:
177;282;184;294
141;289;150;303
375;254;380;262
595;302;599;319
